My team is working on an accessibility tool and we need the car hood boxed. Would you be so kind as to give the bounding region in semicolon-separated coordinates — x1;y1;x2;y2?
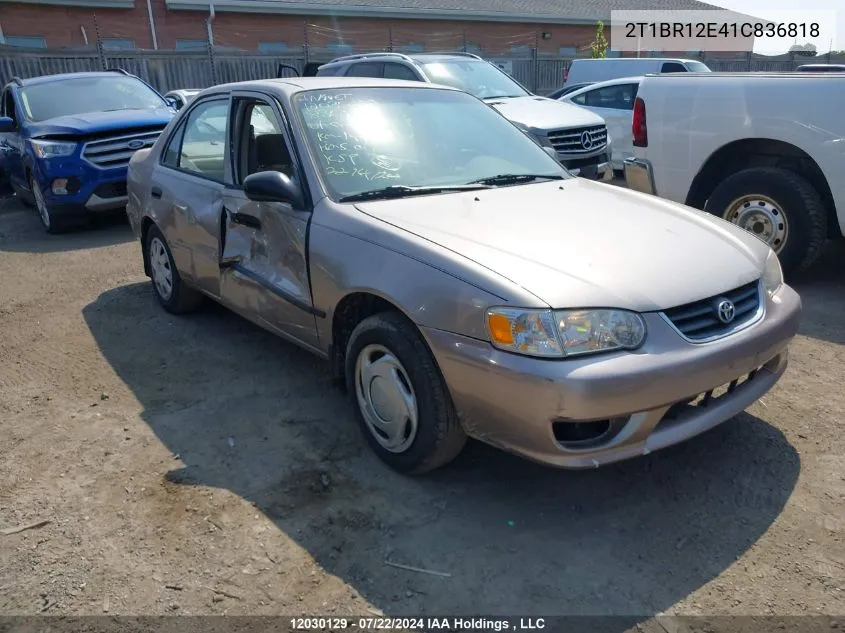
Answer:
485;95;605;131
29;108;174;138
354;179;769;312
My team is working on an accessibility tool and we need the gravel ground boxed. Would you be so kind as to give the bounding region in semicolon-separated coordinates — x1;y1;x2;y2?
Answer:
0;193;843;624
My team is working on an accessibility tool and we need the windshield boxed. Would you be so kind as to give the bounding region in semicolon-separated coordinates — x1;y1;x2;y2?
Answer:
293;87;567;201
685;61;711;72
419;60;530;100
20;75;167;122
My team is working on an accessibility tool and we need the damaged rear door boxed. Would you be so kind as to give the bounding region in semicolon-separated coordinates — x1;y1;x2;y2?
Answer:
219;91;320;351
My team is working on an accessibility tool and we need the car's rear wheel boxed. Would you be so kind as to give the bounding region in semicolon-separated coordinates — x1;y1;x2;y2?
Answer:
31;174;70;234
704;167;827;276
145;225;203;314
345;312;467;475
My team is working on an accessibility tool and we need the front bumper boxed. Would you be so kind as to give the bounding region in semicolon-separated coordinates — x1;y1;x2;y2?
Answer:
569;160;613;181
33;159;129;216
560;150;613;181
423;284;802;469
623;157;656;195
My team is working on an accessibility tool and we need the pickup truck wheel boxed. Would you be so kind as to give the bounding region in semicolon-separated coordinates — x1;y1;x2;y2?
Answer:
704;167;827;275
145;225;203;314
31;175;70;234
345;312;467;475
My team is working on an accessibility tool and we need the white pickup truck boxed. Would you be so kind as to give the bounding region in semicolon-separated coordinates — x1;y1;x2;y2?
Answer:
623;72;845;275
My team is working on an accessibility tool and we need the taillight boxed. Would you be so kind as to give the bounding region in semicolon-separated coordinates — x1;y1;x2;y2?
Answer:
632;96;647;147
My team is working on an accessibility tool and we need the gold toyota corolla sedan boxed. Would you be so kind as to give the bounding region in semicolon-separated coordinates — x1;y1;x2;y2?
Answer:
126;76;802;475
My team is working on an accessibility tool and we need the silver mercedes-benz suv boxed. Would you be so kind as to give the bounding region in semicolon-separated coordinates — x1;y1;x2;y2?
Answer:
315;52;612;180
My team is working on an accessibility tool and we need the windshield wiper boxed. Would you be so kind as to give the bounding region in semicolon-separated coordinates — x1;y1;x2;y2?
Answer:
338;184;490;203
484;94;524;99
467;173;564;186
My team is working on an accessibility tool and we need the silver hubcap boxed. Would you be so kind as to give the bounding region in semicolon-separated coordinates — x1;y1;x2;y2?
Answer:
354;344;418;453
723;195;788;253
32;179;49;228
149;237;174;301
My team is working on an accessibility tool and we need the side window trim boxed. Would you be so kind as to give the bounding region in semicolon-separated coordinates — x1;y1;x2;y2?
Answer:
158;94;232;184
228;89;311;208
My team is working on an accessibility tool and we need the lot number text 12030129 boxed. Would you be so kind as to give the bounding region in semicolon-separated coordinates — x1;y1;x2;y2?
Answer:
290;617;547;631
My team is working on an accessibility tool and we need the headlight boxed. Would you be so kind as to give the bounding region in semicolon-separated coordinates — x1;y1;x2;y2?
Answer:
486;307;646;358
30;140;77;159
762;249;783;295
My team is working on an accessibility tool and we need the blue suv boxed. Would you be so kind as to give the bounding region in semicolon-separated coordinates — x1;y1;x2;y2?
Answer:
0;70;174;233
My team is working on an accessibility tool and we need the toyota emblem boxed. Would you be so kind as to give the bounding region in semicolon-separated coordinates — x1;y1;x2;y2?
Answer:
580;131;593;150
716;299;736;324
127;139;145;150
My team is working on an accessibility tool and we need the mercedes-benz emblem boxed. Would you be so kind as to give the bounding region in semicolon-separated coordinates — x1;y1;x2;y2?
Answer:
716;299;736;324
580;131;593;150
127;139;145;150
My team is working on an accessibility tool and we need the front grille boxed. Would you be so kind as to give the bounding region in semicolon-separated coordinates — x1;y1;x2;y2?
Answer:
662;280;762;342
82;128;164;169
661;367;761;424
547;125;607;155
92;182;127;198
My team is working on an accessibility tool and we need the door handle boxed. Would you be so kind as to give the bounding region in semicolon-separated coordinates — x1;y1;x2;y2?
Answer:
151;186;162;199
230;211;261;230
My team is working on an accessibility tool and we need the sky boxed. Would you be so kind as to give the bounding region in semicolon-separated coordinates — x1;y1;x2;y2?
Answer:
704;0;842;54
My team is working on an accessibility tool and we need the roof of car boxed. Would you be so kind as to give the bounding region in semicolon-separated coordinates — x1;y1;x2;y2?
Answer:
405;53;485;62
319;51;488;67
201;76;460;96
15;71;132;87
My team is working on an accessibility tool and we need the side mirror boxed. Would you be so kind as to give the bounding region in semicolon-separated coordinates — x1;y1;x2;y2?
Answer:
164;97;179;110
543;146;560;161
0;117;15;133
243;171;305;208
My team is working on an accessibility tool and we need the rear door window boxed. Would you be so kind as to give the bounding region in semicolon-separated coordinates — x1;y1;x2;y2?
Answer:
177;99;229;182
577;84;638;110
383;63;420;81
346;62;385;78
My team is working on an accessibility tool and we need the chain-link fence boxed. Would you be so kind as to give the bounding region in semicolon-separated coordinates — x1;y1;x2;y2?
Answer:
2;16;844;96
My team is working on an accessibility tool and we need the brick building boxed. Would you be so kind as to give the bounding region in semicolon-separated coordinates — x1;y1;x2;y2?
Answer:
0;0;750;58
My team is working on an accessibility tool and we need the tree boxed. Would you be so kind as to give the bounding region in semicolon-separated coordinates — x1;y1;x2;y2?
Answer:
789;43;817;57
590;21;608;58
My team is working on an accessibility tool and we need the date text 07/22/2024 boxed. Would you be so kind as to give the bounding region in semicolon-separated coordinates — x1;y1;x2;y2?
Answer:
290;617;547;631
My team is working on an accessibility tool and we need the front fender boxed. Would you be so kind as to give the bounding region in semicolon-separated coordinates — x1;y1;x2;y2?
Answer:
308;222;504;354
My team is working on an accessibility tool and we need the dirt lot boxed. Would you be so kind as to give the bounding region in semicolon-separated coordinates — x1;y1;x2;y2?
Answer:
0;193;843;624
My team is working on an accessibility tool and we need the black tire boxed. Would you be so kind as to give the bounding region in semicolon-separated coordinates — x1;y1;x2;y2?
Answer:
13;183;33;208
345;312;467;475
30;174;72;234
704;167;827;276
144;225;203;314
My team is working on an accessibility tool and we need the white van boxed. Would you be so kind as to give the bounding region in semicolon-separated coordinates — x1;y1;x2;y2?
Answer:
564;58;710;86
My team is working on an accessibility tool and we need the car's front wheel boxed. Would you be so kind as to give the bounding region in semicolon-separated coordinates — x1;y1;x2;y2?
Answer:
30;174;70;234
345;312;467;474
145;225;203;314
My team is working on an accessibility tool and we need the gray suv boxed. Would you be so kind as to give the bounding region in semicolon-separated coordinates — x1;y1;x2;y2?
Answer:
316;52;612;180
